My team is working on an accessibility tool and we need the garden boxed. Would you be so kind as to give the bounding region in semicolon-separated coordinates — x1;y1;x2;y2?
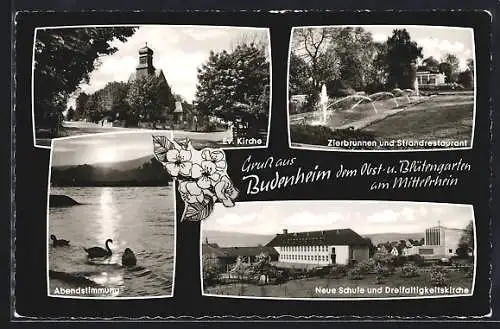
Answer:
203;253;475;298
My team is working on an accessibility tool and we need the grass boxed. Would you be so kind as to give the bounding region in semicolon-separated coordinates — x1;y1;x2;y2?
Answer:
364;95;473;146
290;94;474;150
205;267;473;298
290;125;376;149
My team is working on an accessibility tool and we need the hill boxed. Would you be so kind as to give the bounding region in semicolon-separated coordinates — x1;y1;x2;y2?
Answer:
50;156;172;187
203;230;275;247
363;232;424;245
202;230;425;248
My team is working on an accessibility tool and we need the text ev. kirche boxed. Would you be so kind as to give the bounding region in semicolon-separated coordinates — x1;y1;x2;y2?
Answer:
241;155;471;195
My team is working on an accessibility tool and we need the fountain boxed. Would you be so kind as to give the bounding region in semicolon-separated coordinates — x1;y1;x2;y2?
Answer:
319;84;329;123
309;83;329;126
367;92;399;108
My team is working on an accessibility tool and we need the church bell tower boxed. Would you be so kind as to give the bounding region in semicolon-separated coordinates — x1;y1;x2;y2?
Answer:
136;42;156;79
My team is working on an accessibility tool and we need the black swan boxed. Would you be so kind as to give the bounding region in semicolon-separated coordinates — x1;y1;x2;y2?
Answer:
50;234;70;247
121;248;137;267
84;239;113;258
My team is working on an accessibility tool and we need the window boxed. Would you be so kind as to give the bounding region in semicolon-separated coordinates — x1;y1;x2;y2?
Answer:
139;56;147;64
332;247;336;254
449;249;453;253
419;248;434;255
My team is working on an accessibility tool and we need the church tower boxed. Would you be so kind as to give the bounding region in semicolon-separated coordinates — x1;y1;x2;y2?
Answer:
135;42;156;79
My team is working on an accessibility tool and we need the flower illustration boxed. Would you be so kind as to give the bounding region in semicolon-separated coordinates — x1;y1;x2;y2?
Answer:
201;148;226;171
164;149;192;177
153;136;238;222
178;181;205;204
191;161;221;189
215;175;239;207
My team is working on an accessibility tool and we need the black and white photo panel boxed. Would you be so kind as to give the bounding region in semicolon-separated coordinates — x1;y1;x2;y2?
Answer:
47;131;176;298
33;25;271;150
288;25;475;151
201;201;476;300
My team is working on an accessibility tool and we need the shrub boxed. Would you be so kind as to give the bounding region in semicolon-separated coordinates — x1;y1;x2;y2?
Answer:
375;263;392;278
462;265;474;278
289;124;376;149
375;274;385;284
329;265;347;279
407;254;425;267
347;267;364;280
202;261;223;287
373;252;396;265
392;256;408;267
430;267;449;287
356;259;376;274
400;264;420;278
307;266;330;278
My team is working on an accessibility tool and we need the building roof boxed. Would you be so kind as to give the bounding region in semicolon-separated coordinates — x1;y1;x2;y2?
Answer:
427;225;465;231
128;69;164;83
266;229;370;247
219;246;278;258
202;243;229;258
139;44;153;55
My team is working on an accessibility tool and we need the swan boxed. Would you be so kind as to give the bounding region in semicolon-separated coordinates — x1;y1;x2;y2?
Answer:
50;234;70;247
121;248;137;267
84;239;113;258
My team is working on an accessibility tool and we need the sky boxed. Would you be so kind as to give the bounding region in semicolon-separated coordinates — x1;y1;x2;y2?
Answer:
202;201;474;236
59;25;270;108
292;25;474;71
51;131;172;166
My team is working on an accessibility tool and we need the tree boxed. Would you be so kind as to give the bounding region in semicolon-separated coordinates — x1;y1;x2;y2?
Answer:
75;92;89;119
466;58;474;73
291;27;339;100
457;69;473;88
289;53;313;96
194;42;270;127
126;75;165;122
33;27;137;132
385;29;423;89
66;106;76;121
422;56;440;72
457;220;474;257
365;238;377;257
365;42;389;93
328;27;377;92
98;81;131;120
439;53;460;83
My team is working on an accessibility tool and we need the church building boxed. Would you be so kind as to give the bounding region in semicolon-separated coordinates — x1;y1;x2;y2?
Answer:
128;43;183;125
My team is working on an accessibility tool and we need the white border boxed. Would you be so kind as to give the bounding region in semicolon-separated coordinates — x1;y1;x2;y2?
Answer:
32;24;272;151
286;25;477;152
199;200;477;301
45;132;177;299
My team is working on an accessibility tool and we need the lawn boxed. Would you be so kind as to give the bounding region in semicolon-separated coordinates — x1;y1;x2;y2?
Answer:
289;93;474;150
363;94;474;147
205;268;473;298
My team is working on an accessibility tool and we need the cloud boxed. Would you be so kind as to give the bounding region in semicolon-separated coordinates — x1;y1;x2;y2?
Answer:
284;211;345;227
213;212;257;227
401;207;416;221
367;209;400;223
416;37;472;70
372;33;388;43
70;26;269;105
